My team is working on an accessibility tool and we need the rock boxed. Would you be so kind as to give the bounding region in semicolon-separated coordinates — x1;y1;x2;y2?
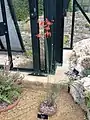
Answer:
70;80;85;104
69;79;87;111
69;50;77;70
80;56;90;69
74;63;84;77
70;76;90;111
81;77;90;91
68;39;90;77
73;38;90;57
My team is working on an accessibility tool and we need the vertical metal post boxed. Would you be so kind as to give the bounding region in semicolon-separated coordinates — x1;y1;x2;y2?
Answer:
43;0;55;73
7;0;25;52
1;0;13;68
28;0;40;73
70;0;76;49
55;0;64;65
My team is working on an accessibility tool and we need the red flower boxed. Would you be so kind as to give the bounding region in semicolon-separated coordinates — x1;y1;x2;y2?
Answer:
39;21;44;26
36;34;42;38
44;26;50;31
36;18;54;38
45;31;51;38
45;18;53;26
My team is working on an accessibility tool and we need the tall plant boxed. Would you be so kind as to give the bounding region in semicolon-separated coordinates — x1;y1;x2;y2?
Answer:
36;18;58;116
36;18;53;73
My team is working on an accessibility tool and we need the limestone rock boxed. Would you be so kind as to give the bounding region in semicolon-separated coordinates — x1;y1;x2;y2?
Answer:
70;76;90;111
81;76;90;91
68;39;90;77
69;79;87;111
70;80;85;104
73;38;90;57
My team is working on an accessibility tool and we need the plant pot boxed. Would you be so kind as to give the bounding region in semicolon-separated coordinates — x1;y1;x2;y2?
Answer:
39;100;57;116
0;98;20;113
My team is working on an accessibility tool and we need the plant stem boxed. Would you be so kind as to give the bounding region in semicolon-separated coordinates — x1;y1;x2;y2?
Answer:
44;38;50;99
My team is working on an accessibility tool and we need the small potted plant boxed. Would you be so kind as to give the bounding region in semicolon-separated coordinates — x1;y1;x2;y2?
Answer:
0;61;23;112
39;83;60;116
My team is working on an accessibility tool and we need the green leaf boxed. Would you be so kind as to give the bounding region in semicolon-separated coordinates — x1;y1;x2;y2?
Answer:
87;101;90;108
0;95;11;104
8;90;20;101
4;86;11;91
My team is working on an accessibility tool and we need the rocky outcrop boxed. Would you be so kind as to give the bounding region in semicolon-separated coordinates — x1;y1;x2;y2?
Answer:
69;38;90;77
67;38;90;119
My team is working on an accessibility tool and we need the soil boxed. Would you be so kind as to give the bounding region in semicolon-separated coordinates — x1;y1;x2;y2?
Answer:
0;86;86;120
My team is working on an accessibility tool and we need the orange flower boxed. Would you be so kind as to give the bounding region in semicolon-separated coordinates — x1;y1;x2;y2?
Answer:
45;31;51;38
36;34;42;38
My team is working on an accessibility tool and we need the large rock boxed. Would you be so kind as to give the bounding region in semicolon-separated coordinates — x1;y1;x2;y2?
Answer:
73;38;90;57
70;80;84;104
69;38;90;77
70;76;90;111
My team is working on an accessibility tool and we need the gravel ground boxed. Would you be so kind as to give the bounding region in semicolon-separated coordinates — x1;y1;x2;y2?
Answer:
0;86;86;120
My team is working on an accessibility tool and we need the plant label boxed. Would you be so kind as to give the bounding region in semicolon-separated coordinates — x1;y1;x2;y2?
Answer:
37;113;48;120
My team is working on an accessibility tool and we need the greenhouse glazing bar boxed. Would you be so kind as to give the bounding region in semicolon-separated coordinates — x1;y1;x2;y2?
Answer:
28;0;41;74
0;0;13;68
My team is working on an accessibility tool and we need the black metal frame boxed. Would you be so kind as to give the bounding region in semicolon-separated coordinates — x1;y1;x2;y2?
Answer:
70;0;76;49
0;0;71;75
55;0;64;65
0;0;25;52
28;0;41;74
14;0;90;75
43;0;56;73
1;0;13;68
0;0;26;69
7;0;25;52
69;0;90;49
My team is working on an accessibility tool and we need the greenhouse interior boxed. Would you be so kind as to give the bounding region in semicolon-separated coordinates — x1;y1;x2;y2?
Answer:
0;0;90;120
